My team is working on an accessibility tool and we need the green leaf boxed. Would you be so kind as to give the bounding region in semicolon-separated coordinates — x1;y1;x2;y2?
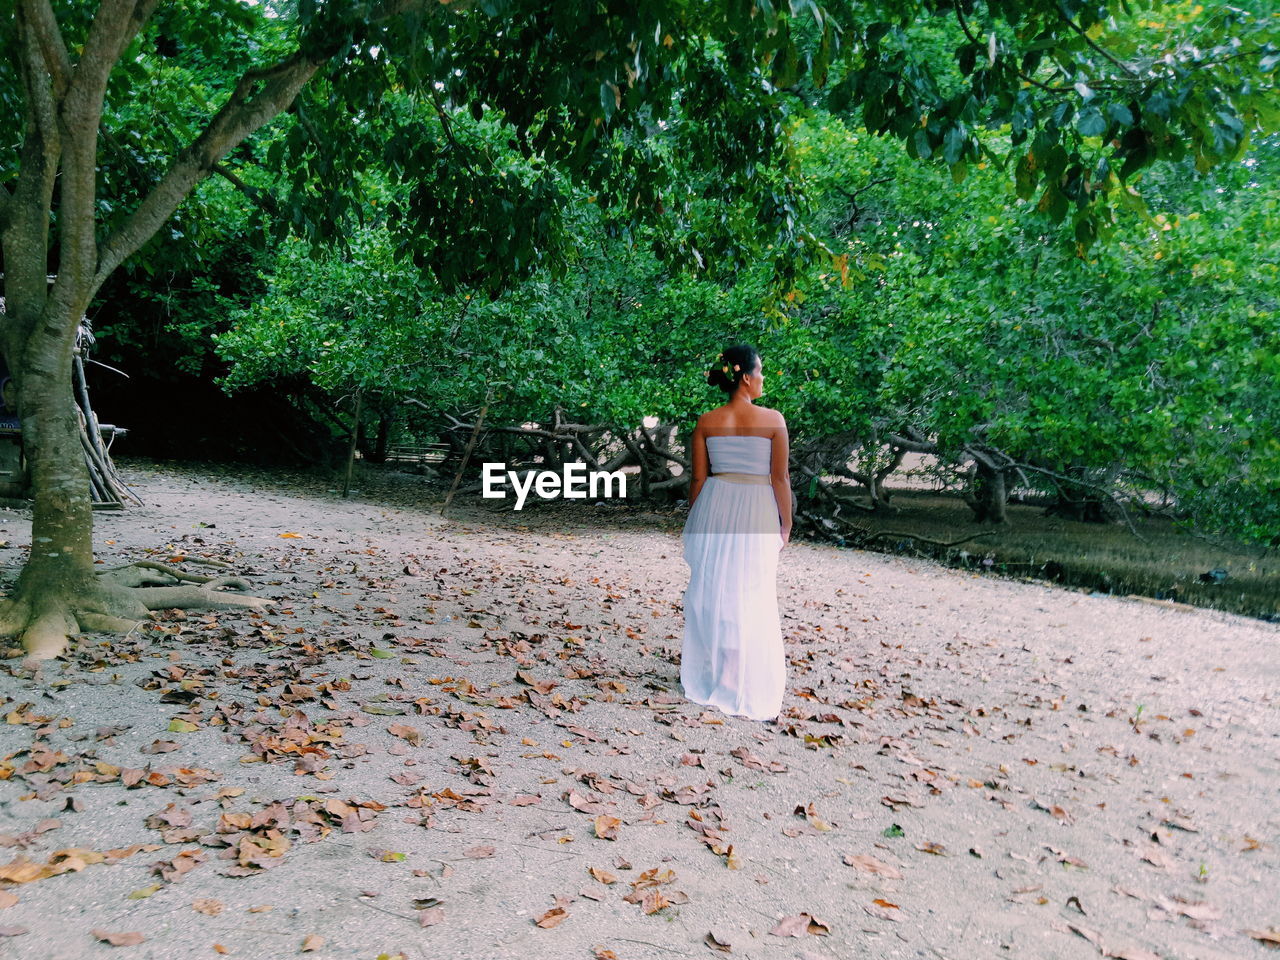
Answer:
1077;107;1106;137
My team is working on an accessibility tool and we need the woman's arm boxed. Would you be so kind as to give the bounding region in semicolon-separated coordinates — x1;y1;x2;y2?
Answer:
688;418;709;508
770;422;793;543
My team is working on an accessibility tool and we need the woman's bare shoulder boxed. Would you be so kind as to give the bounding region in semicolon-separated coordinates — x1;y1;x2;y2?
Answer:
754;406;788;427
698;404;784;429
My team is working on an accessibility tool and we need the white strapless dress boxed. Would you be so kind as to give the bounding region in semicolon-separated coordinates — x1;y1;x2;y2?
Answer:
679;436;785;721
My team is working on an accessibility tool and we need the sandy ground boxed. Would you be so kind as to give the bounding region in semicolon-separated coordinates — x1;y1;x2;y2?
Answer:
0;460;1275;960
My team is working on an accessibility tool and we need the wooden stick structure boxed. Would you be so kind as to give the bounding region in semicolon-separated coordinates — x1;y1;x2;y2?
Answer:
73;342;142;509
441;382;496;517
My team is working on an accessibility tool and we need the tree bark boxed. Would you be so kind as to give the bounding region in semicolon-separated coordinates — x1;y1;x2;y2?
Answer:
965;461;1010;525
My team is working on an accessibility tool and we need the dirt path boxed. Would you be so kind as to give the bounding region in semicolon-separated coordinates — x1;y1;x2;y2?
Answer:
0;461;1276;960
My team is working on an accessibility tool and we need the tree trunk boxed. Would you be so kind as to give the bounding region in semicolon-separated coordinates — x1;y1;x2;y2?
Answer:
7;330;99;656
965;462;1010;525
0;0;323;662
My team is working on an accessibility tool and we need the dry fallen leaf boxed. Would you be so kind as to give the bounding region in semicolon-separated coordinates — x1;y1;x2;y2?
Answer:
704;930;732;953
865;899;901;922
769;913;828;937
192;899;223;916
641;890;671;915
588;866;617;885
535;907;568;929
462;845;495;859
1154;896;1221;921
91;929;145;947
418;907;445;927
793;802;832;831
842;854;902;879
1245;928;1280;949
300;934;324;952
594;815;621;840
387;723;423;747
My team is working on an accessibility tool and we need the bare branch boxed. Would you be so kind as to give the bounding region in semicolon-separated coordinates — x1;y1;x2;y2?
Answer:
1057;11;1139;77
884;432;939;455
92;52;324;295
211;163;253;196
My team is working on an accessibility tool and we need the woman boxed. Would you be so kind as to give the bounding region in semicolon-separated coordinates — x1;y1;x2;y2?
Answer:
680;343;792;722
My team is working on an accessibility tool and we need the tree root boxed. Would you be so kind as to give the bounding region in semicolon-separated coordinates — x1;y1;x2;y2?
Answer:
98;560;219;588
1;559;273;667
126;583;270;613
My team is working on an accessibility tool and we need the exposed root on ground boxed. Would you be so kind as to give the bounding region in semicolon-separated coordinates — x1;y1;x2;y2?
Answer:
2;560;272;669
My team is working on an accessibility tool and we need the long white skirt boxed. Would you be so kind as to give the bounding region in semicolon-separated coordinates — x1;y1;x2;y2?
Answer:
679;478;785;721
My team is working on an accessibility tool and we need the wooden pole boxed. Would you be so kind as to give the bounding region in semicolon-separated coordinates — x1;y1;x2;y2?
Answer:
441;382;495;517
342;387;363;499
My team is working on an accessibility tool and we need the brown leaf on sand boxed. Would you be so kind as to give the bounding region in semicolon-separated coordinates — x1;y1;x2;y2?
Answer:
641;890;671;915
769;913;830;937
593;949;620;960
1154;896;1222;922
1245;928;1280;949
588;867;617;885
535;907;568;928
594;815;621;840
462;845;495;859
1051;920;1160;959
793;803;832;831
387;723;423;747
1050;919;1160;960
191;899;223;915
418;907;445;927
915;841;947;856
300;934;325;952
91;929;145;946
0;891;17;909
704;930;732;953
565;789;612;816
842;854;902;879
725;844;742;870
140;740;181;755
1107;948;1162;960
0;926;27;937
1059;921;1105;951
865;899;901;922
516;671;558;695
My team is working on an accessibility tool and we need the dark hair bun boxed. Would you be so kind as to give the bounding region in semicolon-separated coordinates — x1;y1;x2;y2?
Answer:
706;343;760;395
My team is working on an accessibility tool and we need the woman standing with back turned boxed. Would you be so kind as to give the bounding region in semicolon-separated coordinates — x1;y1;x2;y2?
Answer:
679;343;792;722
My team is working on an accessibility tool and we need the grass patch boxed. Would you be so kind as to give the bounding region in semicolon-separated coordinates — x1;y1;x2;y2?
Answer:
850;488;1279;621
